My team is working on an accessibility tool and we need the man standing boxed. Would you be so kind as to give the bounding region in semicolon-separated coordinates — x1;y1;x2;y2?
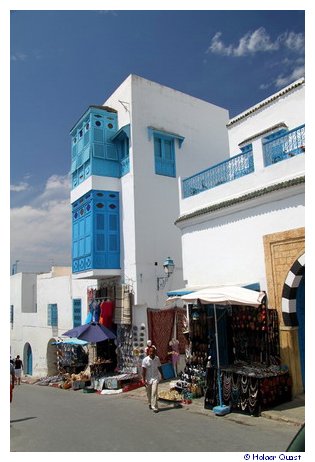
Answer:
142;346;164;413
14;355;23;385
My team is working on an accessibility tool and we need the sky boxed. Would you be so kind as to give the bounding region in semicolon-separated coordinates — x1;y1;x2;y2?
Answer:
5;3;309;274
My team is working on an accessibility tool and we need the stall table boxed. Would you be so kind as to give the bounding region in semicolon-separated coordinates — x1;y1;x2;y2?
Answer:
205;364;292;416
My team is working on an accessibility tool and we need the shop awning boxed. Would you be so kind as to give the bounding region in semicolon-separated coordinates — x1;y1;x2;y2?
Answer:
181;285;265;307
167;283;262;303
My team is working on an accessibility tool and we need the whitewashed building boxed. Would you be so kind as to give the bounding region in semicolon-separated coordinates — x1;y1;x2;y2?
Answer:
10;267;96;376
70;74;230;317
175;78;305;396
10;76;305;386
10;75;231;376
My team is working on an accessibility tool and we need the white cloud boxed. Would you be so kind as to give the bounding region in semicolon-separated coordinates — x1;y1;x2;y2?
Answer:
273;66;305;89
282;31;305;53
207;28;304;57
10;181;30;192
10;174;72;272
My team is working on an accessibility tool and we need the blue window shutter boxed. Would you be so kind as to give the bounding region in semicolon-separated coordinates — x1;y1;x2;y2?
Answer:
48;304;58;326
73;299;82;327
154;135;176;177
47;303;58;327
52;305;58;326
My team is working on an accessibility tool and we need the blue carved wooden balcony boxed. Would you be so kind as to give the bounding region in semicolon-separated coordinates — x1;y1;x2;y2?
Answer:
263;125;305;167
121;156;130;176
182;148;254;198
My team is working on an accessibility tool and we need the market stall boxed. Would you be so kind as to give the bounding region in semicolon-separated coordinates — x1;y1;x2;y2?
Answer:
175;286;292;416
52;338;89;375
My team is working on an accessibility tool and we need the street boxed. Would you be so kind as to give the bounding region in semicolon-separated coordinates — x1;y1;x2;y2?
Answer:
9;383;299;453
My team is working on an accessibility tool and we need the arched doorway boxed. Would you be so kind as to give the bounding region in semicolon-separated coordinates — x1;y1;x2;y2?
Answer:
281;253;305;390
47;338;58;376
23;343;33;375
296;274;305;388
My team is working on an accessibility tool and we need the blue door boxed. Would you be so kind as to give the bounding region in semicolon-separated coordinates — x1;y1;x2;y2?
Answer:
296;275;305;389
26;344;33;375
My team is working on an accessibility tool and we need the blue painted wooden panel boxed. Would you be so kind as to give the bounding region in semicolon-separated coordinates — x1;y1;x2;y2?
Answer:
154;134;176;177
70;107;121;188
73;299;82;327
26;344;33;375
72;190;120;273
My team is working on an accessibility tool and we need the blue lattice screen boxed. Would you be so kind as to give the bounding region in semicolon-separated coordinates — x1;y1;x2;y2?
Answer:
72;190;120;273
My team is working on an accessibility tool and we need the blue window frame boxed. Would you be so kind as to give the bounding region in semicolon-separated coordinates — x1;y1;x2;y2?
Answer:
154;134;176;177
73;299;82;327
148;127;184;178
48;304;58;327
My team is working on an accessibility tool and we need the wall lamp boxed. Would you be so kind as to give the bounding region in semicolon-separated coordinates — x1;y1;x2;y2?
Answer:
157;257;175;291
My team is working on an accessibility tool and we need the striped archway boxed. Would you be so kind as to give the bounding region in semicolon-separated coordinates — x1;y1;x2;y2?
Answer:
281;253;305;327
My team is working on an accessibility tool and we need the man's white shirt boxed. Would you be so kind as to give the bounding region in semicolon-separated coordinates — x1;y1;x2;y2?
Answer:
142;356;162;384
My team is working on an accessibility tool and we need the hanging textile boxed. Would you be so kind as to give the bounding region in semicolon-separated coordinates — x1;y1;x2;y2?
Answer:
100;299;115;328
147;308;175;363
114;285;132;325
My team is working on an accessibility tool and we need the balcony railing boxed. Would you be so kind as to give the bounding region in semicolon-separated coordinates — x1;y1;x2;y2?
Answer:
182;149;254;198
263;125;305;167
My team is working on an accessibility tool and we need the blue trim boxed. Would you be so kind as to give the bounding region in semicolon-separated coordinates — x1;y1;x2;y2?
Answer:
167;289;195;297
147;127;185;148
111;124;130;142
242;283;261;291
183;149;254;198
263;124;305;167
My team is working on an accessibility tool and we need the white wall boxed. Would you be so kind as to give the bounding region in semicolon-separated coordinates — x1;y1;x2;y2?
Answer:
100;75;230;308
180;192;304;292
180;154;305;216
177;78;305;297
10;269;97;376
129;75;230;307
228;80;305;155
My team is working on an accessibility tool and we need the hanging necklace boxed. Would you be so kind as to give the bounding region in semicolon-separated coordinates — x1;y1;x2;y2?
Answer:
241;375;249;394
223;372;232;402
240;396;248;411
231;373;240;405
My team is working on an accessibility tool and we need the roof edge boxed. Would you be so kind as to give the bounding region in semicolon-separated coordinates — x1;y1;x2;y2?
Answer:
175;176;305;225
227;78;305;128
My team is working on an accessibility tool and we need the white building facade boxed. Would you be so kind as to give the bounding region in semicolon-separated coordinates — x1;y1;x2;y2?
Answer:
175;78;305;396
70;75;230;315
11;75;231;376
10;267;96;376
10;76;305;387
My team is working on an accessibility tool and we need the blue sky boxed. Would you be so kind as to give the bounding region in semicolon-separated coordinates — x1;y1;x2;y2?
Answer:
7;6;307;273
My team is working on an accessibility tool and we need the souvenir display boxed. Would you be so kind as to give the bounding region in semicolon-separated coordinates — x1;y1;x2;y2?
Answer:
188;300;291;416
56;344;88;374
231;304;280;365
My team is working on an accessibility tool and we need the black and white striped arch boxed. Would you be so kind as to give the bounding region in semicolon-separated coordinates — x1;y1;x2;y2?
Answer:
282;253;305;327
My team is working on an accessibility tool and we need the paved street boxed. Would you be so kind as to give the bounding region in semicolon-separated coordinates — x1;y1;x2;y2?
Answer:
9;383;299;453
